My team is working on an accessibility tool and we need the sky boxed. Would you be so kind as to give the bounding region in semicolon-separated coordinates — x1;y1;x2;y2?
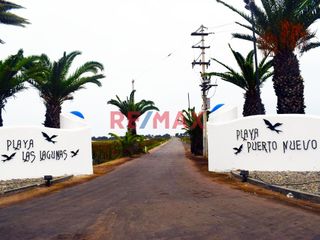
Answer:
1;0;320;136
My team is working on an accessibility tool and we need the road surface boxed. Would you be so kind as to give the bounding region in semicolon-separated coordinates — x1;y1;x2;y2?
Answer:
0;138;320;240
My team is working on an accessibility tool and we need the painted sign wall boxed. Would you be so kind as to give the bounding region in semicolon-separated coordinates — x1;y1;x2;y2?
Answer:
0;113;93;180
208;114;320;172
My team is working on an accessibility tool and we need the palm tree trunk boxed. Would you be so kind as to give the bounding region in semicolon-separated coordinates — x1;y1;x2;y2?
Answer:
273;51;305;114
0;102;3;127
195;128;203;155
243;89;265;116
44;100;61;128
190;127;203;155
127;120;137;135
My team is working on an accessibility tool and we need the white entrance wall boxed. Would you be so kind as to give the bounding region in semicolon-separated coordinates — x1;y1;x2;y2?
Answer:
208;113;320;172
0;113;93;180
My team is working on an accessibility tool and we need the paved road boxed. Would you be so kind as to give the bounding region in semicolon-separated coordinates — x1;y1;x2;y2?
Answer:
0;138;320;240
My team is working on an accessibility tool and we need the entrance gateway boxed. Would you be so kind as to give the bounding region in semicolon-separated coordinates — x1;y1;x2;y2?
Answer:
208;108;320;172
0;113;93;180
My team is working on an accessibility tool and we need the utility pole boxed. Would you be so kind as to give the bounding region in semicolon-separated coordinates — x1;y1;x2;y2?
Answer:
191;25;216;158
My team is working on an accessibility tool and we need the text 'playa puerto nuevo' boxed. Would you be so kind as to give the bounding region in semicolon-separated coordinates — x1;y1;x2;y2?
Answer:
236;128;318;154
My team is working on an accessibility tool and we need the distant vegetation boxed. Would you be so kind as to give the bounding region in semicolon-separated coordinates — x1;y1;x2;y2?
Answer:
92;134;171;141
92;135;170;165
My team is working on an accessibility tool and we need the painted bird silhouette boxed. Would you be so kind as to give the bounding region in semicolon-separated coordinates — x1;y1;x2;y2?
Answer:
233;144;243;155
71;149;79;157
2;152;16;162
42;132;58;144
263;119;282;134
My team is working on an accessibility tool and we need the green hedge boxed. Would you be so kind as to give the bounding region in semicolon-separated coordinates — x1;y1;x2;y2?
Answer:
92;138;168;165
92;140;122;165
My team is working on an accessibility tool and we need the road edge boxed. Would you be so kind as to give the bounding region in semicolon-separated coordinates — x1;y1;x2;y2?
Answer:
231;171;320;204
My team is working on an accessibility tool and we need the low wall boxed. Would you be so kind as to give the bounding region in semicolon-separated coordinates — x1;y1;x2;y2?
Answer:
0;113;93;180
208;114;320;172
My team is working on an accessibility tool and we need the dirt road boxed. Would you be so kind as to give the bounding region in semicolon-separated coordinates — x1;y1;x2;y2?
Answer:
0;138;319;240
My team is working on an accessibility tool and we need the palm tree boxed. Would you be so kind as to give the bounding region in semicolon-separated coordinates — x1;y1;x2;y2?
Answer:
181;107;203;155
0;1;29;43
108;90;159;135
27;51;105;128
109;132;144;157
216;0;320;113
206;45;273;116
0;49;36;126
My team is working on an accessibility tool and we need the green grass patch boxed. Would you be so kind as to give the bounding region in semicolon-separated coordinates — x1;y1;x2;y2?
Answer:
179;136;191;144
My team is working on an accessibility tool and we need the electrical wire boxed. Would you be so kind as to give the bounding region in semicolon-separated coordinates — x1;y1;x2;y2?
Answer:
214;29;239;34
207;22;236;29
207;79;218;98
194;53;201;62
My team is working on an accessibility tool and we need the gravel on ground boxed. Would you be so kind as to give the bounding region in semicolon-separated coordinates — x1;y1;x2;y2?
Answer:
249;171;320;196
0;176;67;194
1;171;319;197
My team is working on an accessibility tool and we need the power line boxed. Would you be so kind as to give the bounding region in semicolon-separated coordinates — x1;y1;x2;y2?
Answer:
206;22;236;29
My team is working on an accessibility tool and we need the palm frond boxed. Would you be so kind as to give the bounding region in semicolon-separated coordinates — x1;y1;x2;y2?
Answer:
207;71;247;90
0;49;33;106
207;46;273;91
28;50;104;103
301;41;320;52
108;90;159;126
0;0;29;43
216;0;251;23
218;0;320;54
232;33;254;42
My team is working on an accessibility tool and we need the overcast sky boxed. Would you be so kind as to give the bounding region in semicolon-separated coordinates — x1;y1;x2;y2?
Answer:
1;0;320;136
